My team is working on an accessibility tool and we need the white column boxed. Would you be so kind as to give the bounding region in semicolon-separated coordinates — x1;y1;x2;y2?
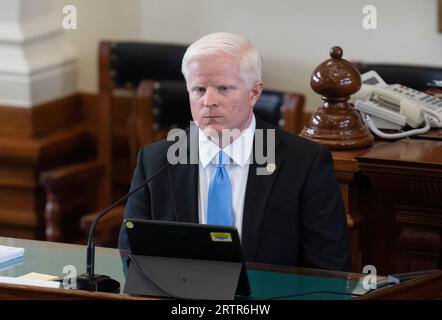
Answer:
0;0;77;107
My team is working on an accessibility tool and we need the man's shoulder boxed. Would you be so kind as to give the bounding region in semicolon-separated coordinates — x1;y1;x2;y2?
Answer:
135;139;175;174
138;126;193;165
141;138;173;154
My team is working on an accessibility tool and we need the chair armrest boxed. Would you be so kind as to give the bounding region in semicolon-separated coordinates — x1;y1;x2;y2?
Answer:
39;160;105;242
39;160;104;188
80;206;124;232
80;206;125;247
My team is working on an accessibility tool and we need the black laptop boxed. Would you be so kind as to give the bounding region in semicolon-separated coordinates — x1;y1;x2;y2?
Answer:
124;218;251;299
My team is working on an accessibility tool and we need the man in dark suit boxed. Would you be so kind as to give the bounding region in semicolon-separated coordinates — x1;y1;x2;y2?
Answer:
118;32;349;271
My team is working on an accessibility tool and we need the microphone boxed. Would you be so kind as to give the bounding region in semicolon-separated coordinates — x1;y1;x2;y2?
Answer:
71;160;173;293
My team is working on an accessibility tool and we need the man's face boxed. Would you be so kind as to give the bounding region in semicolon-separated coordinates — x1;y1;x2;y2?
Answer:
186;54;262;134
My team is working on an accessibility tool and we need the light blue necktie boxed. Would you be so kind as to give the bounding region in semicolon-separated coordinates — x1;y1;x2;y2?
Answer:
207;150;232;226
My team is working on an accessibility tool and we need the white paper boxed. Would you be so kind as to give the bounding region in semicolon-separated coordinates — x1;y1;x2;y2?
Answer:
0;245;25;264
0;276;60;288
18;272;59;281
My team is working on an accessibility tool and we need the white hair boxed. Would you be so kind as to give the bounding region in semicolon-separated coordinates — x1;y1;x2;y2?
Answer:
181;32;262;88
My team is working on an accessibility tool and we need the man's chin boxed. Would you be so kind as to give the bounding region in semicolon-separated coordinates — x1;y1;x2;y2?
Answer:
198;123;224;133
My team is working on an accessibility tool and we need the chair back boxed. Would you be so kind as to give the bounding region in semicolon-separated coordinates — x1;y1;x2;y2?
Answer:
254;90;286;126
108;42;187;88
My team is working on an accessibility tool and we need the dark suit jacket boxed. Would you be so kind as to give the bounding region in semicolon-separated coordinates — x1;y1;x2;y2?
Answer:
118;116;350;271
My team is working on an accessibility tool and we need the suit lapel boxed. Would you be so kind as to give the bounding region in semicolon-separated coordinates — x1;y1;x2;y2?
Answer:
167;124;199;223
242;117;282;261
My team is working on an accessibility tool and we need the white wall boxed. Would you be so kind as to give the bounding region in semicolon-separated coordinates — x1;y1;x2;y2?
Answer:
54;0;442;111
0;0;77;107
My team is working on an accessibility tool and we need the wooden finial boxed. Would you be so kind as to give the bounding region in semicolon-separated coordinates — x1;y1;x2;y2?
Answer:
300;46;373;149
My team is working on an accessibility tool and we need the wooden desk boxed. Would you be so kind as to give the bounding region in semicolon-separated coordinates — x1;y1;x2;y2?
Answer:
332;131;442;275
1;237;441;300
357;269;442;300
357;139;442;274
0;237;367;300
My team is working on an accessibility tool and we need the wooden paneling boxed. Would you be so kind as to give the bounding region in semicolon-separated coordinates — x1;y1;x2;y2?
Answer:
0;92;137;241
0;163;36;188
0;124;92;166
31;95;83;137
0;95;83;138
356;139;442;274
80;93;99;135
0;207;39;227
0;94;94;240
332;137;442;275
0;106;33;138
0;226;36;240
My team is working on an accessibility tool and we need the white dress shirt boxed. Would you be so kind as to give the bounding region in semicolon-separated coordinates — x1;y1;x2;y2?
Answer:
198;116;256;238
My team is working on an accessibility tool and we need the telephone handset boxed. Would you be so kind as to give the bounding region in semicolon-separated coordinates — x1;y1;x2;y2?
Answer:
352;71;442;139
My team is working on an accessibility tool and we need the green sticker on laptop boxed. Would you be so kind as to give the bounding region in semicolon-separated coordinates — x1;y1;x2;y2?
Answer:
210;232;232;242
125;221;134;229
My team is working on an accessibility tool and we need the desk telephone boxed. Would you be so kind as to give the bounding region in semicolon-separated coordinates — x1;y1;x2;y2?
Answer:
352;71;442;139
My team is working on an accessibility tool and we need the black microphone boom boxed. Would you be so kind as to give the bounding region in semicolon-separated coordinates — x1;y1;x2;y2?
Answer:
72;160;172;293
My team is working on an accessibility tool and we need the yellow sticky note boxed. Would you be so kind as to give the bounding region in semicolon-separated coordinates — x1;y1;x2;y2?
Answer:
18;272;59;281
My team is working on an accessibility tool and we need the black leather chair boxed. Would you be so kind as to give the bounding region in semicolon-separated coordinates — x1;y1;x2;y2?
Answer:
356;63;442;90
109;42;187;85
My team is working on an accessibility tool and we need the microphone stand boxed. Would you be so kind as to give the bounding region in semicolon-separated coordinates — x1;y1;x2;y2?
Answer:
71;161;172;293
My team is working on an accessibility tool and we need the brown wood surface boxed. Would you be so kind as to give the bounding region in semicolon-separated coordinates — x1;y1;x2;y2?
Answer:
0;282;151;300
301;46;373;149
414;129;442;141
356;138;442;274
0;94;82;138
357;139;442;169
357;270;442;300
1;260;439;300
333;133;442;275
0;95;95;241
282;92;305;135
0;122;90;165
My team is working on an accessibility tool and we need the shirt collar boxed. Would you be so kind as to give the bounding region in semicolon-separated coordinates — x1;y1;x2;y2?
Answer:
198;115;256;168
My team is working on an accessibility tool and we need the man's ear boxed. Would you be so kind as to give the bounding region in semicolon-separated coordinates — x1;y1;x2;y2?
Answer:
250;81;264;106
